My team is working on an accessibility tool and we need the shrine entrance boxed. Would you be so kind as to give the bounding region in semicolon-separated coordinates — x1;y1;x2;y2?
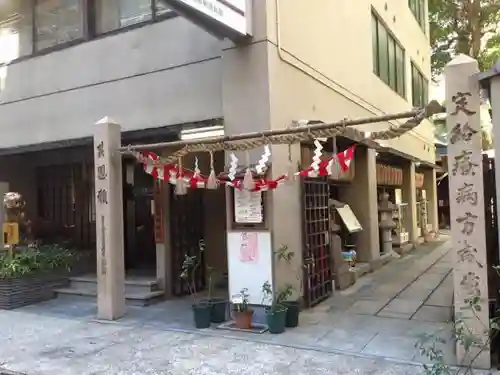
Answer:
301;176;333;307
170;188;206;296
123;160;156;274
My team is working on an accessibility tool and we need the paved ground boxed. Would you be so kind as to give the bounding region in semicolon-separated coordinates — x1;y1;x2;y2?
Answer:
0;236;490;375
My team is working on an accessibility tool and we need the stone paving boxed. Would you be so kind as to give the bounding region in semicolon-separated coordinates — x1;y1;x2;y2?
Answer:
0;236;487;375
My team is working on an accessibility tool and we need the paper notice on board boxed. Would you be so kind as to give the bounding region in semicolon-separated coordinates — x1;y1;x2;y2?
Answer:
240;232;259;262
234;190;263;223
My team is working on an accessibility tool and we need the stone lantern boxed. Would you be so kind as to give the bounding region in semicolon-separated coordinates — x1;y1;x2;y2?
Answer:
378;192;397;254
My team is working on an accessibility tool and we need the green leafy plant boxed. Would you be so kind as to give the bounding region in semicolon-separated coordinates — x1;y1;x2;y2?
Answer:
232;287;250;312
0;245;75;278
261;281;292;313
274;244;305;300
416;265;500;374
180;239;205;304
206;264;215;301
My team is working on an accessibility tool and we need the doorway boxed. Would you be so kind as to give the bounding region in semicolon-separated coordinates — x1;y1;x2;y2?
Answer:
123;162;156;274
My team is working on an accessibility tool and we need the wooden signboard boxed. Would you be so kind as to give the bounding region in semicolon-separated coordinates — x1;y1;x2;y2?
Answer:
415;172;425;188
376;164;403;186
153;182;164;243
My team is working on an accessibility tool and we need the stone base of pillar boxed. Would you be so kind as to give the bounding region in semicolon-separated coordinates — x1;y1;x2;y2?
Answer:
370;252;393;271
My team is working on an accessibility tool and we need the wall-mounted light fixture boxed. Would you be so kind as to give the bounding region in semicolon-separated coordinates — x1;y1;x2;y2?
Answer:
180;125;224;141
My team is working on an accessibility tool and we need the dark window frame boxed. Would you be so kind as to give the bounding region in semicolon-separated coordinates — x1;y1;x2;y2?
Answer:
411;61;429;108
371;11;406;99
408;0;426;33
0;0;178;66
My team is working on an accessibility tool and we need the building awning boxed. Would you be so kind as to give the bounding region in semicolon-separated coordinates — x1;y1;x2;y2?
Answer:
377;146;442;171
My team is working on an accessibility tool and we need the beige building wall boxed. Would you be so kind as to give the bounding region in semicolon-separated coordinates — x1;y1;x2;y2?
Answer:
241;0;435;291
263;0;434;164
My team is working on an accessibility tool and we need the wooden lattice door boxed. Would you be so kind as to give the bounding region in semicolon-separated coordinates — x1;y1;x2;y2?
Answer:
170;189;206;296
301;177;333;307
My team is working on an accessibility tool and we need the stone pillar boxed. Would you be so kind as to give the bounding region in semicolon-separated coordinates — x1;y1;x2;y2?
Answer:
156;180;173;297
125;163;135;269
94;117;126;321
378;192;396;254
342;146;379;262
402;161;418;243
490;72;500;253
445;55;489;368
0;182;8;249
423;168;439;237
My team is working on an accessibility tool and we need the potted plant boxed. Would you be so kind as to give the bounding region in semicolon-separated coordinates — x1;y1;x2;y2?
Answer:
261;281;290;334
275;244;303;328
232;288;253;329
204;264;228;323
180;251;211;329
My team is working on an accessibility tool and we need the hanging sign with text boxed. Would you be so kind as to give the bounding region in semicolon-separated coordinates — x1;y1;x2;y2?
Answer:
160;0;252;41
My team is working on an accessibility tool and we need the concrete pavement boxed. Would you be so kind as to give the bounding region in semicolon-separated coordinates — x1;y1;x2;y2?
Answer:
0;237;494;374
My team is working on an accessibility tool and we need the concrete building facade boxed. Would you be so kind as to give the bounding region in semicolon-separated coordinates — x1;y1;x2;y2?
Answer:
0;0;438;308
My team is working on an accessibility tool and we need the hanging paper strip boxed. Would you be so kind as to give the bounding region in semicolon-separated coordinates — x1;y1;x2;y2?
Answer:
137;145;355;192
297;145;356;178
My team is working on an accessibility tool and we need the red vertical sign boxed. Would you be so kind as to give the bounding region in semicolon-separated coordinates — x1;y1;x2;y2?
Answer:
153;182;164;243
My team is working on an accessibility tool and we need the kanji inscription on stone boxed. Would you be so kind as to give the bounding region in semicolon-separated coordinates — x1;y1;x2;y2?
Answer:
97;165;107;180
100;215;106;275
449;122;478;144
460;271;481;304
96;141;105;158
457;240;483;268
97;189;108;205
456;211;478;235
451;92;477;116
456;182;478;206
452;150;479;176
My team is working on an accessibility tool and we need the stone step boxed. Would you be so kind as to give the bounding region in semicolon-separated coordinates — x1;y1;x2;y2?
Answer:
68;276;160;295
55;287;165;307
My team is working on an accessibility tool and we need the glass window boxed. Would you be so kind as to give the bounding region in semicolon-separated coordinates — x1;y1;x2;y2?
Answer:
411;63;428;107
377;20;389;84
409;0;426;32
418;0;426;29
395;46;405;97
35;0;83;51
0;0;33;63
95;0;153;34
387;37;396;90
422;77;428;106
372;13;406;97
371;14;379;75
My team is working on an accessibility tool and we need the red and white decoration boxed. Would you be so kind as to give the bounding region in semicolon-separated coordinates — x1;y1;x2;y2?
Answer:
136;144;355;192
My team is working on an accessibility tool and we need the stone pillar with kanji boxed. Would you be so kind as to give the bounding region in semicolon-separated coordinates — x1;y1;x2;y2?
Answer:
445;55;490;368
94;117;126;320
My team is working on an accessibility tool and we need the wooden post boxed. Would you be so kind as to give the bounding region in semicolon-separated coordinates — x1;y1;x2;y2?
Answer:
445;55;490;368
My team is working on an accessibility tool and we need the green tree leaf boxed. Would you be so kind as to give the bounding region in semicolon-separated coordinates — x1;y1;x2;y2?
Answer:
429;0;500;79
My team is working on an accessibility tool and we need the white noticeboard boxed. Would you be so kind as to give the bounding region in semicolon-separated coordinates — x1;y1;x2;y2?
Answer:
336;205;362;233
227;231;272;306
234;190;263;224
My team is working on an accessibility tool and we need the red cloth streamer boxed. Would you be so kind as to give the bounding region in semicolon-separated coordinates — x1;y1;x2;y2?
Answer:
139;146;355;191
298;145;356;178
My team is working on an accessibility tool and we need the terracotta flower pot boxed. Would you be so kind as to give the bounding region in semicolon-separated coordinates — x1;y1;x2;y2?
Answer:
233;309;254;329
